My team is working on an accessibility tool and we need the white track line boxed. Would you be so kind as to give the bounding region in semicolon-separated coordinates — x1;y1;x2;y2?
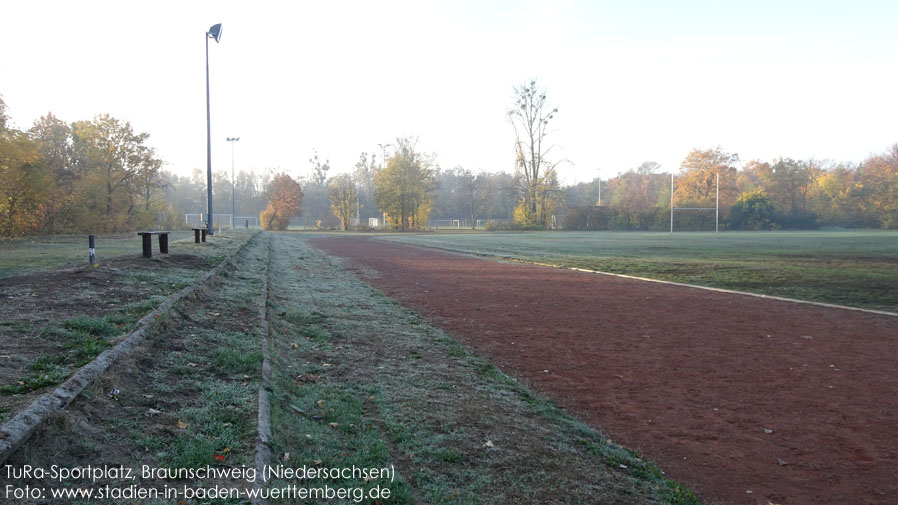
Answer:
380;240;897;319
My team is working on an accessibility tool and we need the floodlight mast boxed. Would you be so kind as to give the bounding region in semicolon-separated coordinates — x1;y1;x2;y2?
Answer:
227;137;240;228
205;23;222;236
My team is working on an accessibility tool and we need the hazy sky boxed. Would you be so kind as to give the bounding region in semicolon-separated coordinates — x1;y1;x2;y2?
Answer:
2;0;896;184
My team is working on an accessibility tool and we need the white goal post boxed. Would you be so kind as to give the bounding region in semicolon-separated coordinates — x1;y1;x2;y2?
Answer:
435;219;462;229
670;172;719;234
185;213;237;228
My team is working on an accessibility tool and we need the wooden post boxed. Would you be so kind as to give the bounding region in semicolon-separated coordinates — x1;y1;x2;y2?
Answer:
140;234;152;258
159;233;169;254
194;228;201;243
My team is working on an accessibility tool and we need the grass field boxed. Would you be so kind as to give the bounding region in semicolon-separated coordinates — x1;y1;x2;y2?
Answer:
0;231;196;278
379;230;898;312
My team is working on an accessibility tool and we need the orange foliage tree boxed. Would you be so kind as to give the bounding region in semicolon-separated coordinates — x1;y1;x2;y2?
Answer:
260;173;302;230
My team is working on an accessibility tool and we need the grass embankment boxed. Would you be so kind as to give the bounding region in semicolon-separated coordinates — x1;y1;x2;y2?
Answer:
381;230;898;312
265;233;699;504
7;233;269;503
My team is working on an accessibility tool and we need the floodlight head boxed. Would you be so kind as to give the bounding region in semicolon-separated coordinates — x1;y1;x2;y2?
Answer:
208;23;222;43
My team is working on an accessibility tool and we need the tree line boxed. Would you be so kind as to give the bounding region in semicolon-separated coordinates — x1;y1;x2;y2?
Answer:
3;87;897;237
565;145;898;231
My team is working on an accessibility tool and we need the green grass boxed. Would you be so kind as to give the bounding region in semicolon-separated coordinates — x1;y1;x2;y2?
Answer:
0;231;196;278
0;316;128;395
380;230;898;312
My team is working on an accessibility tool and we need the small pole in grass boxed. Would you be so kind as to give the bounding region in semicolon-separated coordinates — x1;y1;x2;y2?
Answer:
716;171;720;236
88;235;97;266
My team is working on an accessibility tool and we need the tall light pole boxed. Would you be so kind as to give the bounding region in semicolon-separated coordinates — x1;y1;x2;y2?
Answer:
377;143;391;228
227;137;239;228
205;23;222;236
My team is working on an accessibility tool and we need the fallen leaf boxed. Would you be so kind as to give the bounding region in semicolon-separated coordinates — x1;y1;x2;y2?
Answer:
483;440;494;448
283;452;290;462
764;428;773;434
316;400;326;408
329;422;339;428
777;458;789;466
177;420;188;429
214;454;225;461
148;408;161;415
313;459;322;466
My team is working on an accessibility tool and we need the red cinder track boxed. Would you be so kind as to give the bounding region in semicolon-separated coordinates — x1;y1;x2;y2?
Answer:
311;236;898;505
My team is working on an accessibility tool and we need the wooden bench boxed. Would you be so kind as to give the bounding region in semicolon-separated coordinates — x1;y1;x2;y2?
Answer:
191;227;208;243
137;231;170;258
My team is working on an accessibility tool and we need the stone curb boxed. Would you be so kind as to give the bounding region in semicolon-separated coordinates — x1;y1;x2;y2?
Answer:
253;234;273;504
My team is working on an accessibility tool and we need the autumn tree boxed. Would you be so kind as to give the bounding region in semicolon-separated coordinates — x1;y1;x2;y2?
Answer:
329;174;358;231
855;145;898;228
608;166;668;228
71;114;163;232
675;147;740;212
730;189;776;230
373;138;435;231
0;100;48;236
260;173;302;230
508;79;562;227
28;114;78;232
808;165;862;226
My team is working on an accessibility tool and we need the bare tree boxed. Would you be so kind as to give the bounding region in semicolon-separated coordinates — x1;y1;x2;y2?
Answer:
508;79;561;226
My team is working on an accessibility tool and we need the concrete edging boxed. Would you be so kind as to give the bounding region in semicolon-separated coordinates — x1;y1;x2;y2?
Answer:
253;234;273;504
0;231;261;464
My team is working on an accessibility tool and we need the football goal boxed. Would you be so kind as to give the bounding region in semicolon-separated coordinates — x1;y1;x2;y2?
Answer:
669;172;719;234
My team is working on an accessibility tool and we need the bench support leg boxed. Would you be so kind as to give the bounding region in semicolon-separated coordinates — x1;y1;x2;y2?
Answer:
194;229;201;243
159;234;169;254
141;234;152;258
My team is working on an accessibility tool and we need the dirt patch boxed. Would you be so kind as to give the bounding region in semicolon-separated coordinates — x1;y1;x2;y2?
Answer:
311;236;898;505
0;253;216;419
4;240;267;503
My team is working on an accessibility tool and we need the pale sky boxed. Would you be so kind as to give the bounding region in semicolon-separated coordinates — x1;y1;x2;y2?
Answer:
1;0;896;184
